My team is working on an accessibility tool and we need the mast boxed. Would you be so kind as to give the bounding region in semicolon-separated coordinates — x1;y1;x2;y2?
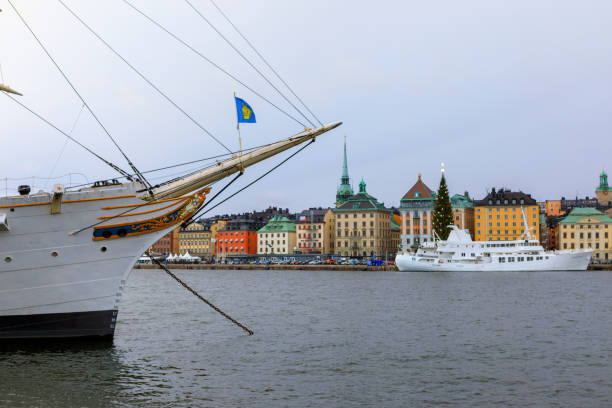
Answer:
148;122;342;200
520;206;532;240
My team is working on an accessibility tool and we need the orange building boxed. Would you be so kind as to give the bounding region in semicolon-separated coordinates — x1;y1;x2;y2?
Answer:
545;200;563;217
217;218;263;259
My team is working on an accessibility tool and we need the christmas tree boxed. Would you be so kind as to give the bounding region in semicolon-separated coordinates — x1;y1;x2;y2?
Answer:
432;173;453;240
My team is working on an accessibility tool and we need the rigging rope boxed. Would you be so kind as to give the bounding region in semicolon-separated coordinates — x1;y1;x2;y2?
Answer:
7;0;152;192
45;103;86;190
181;171;242;228
2;92;133;180
56;0;232;154
121;0;308;128
206;0;323;126
183;0;316;128
197;139;315;217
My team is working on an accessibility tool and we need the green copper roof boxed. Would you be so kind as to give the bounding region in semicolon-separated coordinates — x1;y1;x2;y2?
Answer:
559;207;612;224
598;169;610;191
334;180;389;212
451;192;474;208
258;215;296;232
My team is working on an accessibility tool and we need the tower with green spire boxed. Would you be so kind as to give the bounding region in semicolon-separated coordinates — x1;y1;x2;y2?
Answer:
336;136;354;207
596;169;611;206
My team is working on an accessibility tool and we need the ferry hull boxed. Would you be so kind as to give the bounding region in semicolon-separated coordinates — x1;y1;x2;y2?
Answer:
0;183;201;339
395;250;593;272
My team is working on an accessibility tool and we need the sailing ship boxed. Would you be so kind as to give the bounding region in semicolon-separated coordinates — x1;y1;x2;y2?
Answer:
0;3;341;338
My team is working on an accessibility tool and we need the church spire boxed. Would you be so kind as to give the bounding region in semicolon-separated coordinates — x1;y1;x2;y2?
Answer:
341;135;350;184
335;135;354;207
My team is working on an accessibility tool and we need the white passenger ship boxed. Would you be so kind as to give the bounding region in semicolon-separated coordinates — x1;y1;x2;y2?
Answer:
395;226;592;272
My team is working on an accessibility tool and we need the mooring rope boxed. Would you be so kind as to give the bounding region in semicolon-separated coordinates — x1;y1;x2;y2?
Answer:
146;251;253;336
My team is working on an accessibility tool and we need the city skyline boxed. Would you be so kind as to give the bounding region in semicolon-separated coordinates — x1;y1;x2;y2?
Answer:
1;1;610;216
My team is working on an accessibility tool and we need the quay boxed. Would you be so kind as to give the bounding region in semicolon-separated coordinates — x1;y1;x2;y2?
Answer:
135;263;398;271
134;263;612;271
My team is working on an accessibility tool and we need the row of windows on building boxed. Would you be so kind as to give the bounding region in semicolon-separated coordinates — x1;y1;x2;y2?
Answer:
562;242;609;251
221;239;248;244
562;224;610;229
477;222;535;228
260;240;287;245
297;224;322;229
298;233;321;239
477;207;533;212
219;246;245;252
335;240;380;248
182;241;210;247
259;233;288;237
477;213;536;220
486;199;528;205
563;232;609;239
336;213;377;219
298;242;322;248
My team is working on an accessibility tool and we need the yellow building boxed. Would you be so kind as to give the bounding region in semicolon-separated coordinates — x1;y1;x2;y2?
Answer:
333;180;397;258
558;208;611;263
178;222;211;258
474;188;540;241
296;208;336;254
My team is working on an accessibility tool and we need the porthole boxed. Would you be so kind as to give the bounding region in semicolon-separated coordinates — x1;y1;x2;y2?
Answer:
4;256;12;263
102;230;112;239
101;246;107;253
117;228;127;237
51;251;58;257
10;208;14;212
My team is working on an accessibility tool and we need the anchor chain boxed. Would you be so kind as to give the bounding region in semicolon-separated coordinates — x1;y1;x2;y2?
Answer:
146;252;253;335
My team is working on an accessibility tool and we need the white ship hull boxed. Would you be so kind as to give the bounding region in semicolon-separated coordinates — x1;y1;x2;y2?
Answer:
395;250;592;272
0;183;205;339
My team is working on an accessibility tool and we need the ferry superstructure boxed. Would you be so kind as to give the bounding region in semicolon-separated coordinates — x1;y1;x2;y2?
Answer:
395;226;592;272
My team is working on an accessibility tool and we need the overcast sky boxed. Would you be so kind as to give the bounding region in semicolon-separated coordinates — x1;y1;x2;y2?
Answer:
1;0;610;214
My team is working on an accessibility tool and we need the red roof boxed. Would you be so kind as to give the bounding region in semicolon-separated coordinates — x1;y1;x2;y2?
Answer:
401;174;434;200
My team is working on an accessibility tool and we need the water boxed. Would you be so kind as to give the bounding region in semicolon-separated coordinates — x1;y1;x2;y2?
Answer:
1;269;612;407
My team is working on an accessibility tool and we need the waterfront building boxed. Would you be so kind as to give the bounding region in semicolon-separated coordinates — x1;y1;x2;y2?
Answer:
474;188;540;241
257;216;297;255
333;179;396;258
399;174;435;251
209;219;227;259
596;169;612;206
178;222;212;258
217;217;264;259
149;227;179;255
296;208;335;254
558;207;611;263
451;192;475;239
335;137;354;207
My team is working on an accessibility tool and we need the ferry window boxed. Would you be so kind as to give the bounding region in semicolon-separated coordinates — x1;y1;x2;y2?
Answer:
471;253;475;257
499;257;505;263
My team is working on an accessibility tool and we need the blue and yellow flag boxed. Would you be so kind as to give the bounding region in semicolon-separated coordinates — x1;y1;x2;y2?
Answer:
235;97;256;124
